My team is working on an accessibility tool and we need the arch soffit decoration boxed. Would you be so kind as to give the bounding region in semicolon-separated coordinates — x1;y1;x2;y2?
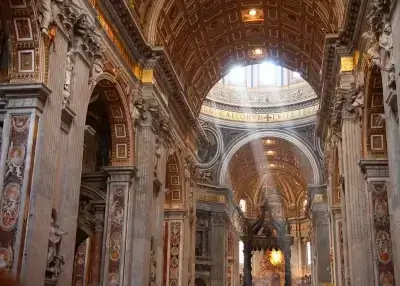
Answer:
8;0;44;82
89;72;135;166
165;152;185;206
136;0;339;115
218;130;323;186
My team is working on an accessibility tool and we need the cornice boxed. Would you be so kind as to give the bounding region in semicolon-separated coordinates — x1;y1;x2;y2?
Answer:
359;159;389;178
99;0;152;61
317;0;367;138
100;0;198;129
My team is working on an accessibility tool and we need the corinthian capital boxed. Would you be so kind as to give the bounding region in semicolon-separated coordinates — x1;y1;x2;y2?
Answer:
211;212;228;226
133;97;173;139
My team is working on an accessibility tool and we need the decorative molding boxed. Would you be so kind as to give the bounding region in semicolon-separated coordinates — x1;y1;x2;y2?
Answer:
0;83;51;112
210;212;228;226
359;159;389;178
60;105;76;134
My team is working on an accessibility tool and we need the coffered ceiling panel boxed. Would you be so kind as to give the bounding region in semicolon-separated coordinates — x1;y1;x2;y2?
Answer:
137;0;339;114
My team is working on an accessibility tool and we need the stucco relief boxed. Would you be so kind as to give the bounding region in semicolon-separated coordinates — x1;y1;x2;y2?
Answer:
0;115;30;271
371;182;395;284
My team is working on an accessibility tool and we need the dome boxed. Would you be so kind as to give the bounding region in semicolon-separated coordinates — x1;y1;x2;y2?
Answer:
200;63;319;126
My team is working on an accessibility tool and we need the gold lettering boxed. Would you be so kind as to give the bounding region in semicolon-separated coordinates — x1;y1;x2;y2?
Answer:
200;105;318;123
197;193;226;203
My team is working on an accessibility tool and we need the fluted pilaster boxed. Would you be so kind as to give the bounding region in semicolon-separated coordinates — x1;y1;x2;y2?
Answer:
129;112;157;285
341;113;374;285
210;212;227;286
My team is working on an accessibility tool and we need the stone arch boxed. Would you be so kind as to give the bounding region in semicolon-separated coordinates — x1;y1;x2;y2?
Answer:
165;152;184;207
80;183;106;201
194;277;207;286
218;130;322;186
143;0;165;46
88;73;135;166
7;0;44;82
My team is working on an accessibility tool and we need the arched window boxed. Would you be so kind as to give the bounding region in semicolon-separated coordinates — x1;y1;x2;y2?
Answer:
306;241;311;265
227;66;246;86
239;199;247;213
239;240;244;264
293;71;301;79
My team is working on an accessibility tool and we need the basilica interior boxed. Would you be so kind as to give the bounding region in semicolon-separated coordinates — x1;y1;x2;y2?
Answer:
0;0;399;286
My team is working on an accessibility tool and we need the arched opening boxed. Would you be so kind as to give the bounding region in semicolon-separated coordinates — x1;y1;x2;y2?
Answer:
72;77;134;285
139;0;339;115
194;277;207;286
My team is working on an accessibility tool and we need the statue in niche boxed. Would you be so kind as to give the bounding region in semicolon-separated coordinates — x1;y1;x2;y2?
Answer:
46;209;67;281
379;21;393;54
38;0;52;36
347;73;364;119
63;48;74;107
197;130;217;163
363;31;381;67
386;63;396;90
89;56;103;89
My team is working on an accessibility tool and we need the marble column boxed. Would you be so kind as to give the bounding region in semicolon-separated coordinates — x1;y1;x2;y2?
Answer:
210;212;227;286
340;93;375;285
102;166;136;286
313;207;331;284
0;83;51;284
88;202;105;286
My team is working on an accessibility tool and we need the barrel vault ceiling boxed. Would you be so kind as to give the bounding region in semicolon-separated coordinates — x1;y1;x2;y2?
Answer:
130;0;340;115
227;137;312;217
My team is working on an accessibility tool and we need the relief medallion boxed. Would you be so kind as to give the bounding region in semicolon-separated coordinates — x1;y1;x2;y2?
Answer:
0;246;12;269
376;230;392;264
110;232;122;261
0;182;21;230
107;272;119;286
380;271;394;286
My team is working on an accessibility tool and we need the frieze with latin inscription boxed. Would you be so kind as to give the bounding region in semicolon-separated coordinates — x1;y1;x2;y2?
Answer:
201;104;318;123
207;84;317;107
